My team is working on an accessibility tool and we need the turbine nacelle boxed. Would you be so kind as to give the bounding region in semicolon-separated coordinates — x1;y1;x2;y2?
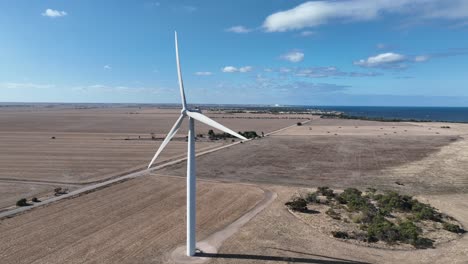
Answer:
147;31;247;170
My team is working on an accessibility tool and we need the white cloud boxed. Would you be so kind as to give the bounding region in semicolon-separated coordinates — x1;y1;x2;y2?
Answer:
195;71;213;76
239;66;253;72
221;66;252;73
104;65;112;70
299;30;316;37
414;55;430;62
226;26;252;33
42;9;67;18
222;66;238;73
1;82;55;89
263;0;468;32
281;51;304;63
354;52;406;68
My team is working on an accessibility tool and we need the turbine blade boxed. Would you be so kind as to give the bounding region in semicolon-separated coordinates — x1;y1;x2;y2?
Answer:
148;114;185;168
186;111;248;140
175;31;187;109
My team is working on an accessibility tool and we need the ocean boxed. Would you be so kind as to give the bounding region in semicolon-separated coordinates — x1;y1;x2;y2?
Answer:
314;106;468;123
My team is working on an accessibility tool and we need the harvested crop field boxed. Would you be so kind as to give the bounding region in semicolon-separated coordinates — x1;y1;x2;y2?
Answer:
0;105;308;209
0;175;264;264
0;132;222;183
158;134;461;193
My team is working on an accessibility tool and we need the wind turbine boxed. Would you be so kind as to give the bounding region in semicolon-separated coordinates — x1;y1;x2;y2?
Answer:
148;32;247;257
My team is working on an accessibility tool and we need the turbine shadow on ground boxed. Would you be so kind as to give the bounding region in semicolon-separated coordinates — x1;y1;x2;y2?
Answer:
196;251;369;264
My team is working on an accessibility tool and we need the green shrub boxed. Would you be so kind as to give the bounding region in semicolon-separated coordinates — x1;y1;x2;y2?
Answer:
366;215;399;243
375;191;413;213
443;222;465;234
331;231;349;239
285;197;308;212
16;198;29;207
338;188;375;212
411;202;441;221
412;237;434;249
317;186;335;198
398;221;421;243
305;192;318;203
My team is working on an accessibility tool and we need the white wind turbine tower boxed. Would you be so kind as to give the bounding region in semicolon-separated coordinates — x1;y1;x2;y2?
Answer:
148;32;247;257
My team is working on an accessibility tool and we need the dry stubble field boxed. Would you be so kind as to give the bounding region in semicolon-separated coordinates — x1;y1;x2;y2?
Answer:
0;176;264;264
2;106;468;263
0;105;309;209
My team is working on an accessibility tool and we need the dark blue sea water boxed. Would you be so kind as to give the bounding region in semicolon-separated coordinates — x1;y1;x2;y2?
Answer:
315;106;468;123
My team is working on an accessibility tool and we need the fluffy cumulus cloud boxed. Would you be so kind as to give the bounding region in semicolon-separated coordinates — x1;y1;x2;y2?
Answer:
194;71;213;76
104;65;112;70
221;66;253;73
42;9;67;18
263;0;468;32
281;51;305;63
225;26;252;33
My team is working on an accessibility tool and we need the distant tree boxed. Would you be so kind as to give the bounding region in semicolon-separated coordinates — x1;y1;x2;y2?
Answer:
150;132;156;140
297;122;302;126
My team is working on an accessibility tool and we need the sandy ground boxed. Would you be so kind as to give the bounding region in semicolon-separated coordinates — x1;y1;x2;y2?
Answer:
0;175;264;264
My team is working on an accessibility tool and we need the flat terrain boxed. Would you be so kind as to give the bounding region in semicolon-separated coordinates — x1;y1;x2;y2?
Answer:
162;120;468;194
0;175;264;264
2;107;468;263
0;105;309;209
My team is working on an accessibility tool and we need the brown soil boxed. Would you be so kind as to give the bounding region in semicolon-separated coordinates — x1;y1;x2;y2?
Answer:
158;135;460;193
0;175;264;264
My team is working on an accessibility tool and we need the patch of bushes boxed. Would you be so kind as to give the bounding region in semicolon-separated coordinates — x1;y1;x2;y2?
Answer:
208;130;258;140
32;197;40;203
338;188;375;213
305;192;319;203
285;197;308;212
443;222;465;234
16;198;29;207
332;231;349;239
366;215;399;243
375;191;413;213
317;186;335;198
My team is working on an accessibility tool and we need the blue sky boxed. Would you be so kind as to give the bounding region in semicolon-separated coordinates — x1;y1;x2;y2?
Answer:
1;0;468;106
